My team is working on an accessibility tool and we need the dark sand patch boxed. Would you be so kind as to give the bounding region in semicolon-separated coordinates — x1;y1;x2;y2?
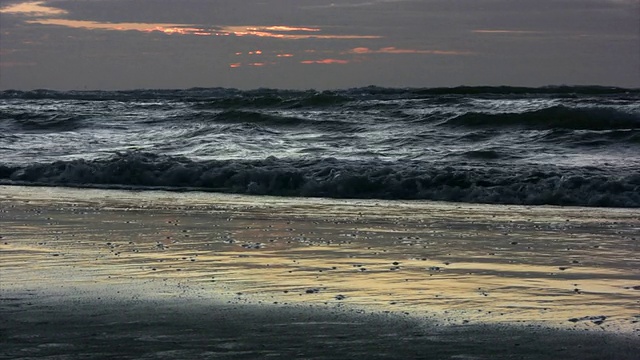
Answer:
1;287;639;360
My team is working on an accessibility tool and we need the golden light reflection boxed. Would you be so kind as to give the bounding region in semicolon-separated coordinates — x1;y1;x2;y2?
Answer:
3;186;638;332
0;1;67;16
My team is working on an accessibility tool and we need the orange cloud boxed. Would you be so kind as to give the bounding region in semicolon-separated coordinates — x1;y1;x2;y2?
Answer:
222;26;380;39
351;47;371;54
0;1;67;16
230;61;275;68
21;18;381;40
26;19;206;35
348;47;472;55
300;59;349;65
260;26;321;32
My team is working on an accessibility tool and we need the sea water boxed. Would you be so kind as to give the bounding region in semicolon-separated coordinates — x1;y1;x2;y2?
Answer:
1;86;639;207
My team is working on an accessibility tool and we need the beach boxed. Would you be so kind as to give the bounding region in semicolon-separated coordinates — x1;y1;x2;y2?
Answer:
1;185;638;359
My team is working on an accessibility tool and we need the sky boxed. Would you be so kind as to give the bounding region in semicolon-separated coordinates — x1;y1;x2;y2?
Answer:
0;0;638;90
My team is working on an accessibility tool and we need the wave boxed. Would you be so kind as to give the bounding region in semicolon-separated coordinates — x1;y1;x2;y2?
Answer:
212;110;306;126
0;88;354;106
182;110;359;131
195;91;353;110
410;85;640;96
541;129;640;147
0;88;233;101
456;149;520;160
0;110;87;131
2;86;638;101
1;152;638;208
441;106;640;130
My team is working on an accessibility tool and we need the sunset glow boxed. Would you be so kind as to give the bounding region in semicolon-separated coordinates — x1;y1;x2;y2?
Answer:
0;1;66;16
26;19;205;35
220;26;380;40
258;26;321;32
4;1;378;41
23;18;380;40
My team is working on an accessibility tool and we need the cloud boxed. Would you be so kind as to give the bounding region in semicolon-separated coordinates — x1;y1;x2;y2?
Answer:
26;18;207;35
300;59;350;65
2;1;380;40
349;47;473;55
22;18;380;40
472;30;543;35
220;26;380;40
0;1;67;16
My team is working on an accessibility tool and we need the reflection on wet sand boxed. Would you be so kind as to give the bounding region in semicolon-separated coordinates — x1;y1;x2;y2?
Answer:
1;185;639;332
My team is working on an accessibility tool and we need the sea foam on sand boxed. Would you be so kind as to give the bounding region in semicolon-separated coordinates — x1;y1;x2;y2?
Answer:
1;185;639;359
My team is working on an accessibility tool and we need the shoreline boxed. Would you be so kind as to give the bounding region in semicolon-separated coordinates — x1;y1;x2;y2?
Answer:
1;185;639;358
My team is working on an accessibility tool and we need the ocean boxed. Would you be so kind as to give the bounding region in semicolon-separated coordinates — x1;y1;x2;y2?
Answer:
1;85;639;207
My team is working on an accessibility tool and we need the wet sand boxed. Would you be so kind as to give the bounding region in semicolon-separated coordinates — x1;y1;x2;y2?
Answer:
1;185;639;359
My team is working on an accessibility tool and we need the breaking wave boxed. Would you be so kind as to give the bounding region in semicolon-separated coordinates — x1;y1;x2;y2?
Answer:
0;110;87;132
1;152;638;208
195;91;353;109
441;106;640;130
208;110;355;130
